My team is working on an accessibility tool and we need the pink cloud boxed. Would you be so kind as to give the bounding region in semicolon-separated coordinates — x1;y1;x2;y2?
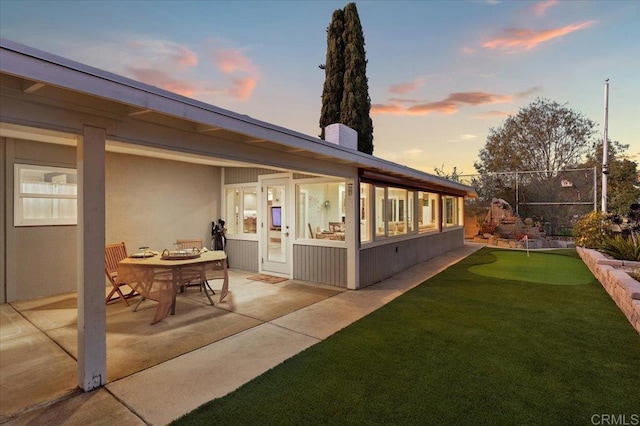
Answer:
371;104;406;114
372;91;512;116
483;21;596;52
389;77;425;95
126;67;197;97
533;0;558;16
214;48;256;74
171;46;198;68
228;77;258;100
462;46;475;54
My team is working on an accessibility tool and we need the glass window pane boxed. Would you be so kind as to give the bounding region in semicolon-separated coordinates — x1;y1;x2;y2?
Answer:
418;191;439;232
243;189;257;234
225;189;239;235
360;183;371;243
15;164;78;226
296;181;345;241
388;187;408;235
375;186;385;237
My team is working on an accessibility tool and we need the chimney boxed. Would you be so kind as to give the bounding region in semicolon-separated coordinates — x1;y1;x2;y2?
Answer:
325;123;357;150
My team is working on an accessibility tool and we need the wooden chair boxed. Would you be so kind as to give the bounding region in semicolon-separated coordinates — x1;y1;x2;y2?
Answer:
176;238;203;250
105;242;137;305
175;239;212;294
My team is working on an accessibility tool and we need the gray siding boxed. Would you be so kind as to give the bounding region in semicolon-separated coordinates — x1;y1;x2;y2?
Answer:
225;239;258;272
224;167;280;184
359;228;464;288
293;245;347;288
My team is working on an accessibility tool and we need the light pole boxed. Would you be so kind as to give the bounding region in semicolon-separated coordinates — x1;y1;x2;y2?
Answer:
601;79;609;213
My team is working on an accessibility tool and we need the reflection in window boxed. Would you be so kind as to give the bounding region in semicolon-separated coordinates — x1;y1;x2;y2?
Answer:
14;164;77;226
225;187;257;235
296;181;346;241
375;186;386;237
387;187;408;236
418;191;439;232
360;183;371;243
443;195;460;227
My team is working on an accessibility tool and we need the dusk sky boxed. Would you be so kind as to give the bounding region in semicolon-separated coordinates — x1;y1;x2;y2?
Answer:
1;0;638;175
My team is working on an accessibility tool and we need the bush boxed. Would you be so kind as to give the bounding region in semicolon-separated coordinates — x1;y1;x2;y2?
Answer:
572;211;611;248
600;234;640;261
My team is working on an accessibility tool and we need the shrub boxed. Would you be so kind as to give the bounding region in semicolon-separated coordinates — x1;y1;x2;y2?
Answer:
600;234;640;261
572;211;611;249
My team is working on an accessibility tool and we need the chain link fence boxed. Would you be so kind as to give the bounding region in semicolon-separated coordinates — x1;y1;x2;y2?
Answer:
460;167;597;236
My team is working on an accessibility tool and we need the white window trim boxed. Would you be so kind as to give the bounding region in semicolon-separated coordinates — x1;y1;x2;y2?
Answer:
223;183;259;240
14;163;78;227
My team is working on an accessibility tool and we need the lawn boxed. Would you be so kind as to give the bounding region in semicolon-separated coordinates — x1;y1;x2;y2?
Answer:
173;248;640;425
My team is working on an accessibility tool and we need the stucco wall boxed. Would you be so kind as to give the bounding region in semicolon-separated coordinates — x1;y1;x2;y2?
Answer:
3;139;221;302
105;152;220;253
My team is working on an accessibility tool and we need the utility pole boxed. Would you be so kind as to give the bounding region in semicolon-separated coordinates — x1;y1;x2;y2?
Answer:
601;79;609;213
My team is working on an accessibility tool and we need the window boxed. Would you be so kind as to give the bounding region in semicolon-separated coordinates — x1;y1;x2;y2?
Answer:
225;187;257;235
14;164;77;226
375;186;386;237
360;183;371;243
296;181;346;241
388;187;408;236
418;191;439;232
443;195;461;227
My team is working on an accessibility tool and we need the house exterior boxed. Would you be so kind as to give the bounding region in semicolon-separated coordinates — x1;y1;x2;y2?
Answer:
0;39;476;391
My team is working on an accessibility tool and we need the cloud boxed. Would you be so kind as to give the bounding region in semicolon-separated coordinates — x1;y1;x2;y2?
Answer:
213;48;257;74
211;47;261;100
389;77;426;95
532;0;558;16
372;91;512;116
482;21;596;52
126;67;199;97
228;77;258;100
126;38;199;69
462;46;475;54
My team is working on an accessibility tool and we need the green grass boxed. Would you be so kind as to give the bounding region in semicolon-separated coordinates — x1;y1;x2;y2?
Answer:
469;250;594;285
172;248;640;425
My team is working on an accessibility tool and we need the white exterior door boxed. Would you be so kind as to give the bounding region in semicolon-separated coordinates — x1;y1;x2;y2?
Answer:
260;177;290;276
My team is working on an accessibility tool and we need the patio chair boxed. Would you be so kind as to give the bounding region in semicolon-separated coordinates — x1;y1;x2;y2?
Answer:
105;241;137;306
175;239;214;295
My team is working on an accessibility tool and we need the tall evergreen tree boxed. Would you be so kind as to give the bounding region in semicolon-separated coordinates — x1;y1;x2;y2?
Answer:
319;9;345;140
319;3;374;154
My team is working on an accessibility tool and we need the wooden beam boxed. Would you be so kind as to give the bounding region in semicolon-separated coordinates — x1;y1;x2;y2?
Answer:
22;81;45;94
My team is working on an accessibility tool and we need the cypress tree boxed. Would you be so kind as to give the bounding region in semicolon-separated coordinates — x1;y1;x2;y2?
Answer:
319;9;345;140
319;2;374;154
341;2;373;154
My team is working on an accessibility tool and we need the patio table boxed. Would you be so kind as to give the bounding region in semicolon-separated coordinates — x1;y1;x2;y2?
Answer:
117;250;228;324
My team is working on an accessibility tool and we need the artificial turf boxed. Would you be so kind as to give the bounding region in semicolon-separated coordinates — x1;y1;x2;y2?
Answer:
172;248;640;425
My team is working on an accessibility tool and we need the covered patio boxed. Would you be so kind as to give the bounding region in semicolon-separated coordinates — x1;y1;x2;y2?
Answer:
1;270;344;421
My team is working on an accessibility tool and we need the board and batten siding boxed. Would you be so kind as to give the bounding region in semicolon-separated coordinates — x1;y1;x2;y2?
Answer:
224;239;258;272
293;245;347;288
359;228;464;288
224;167;281;184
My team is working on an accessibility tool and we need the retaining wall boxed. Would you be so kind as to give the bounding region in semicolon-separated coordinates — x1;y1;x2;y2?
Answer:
577;247;640;334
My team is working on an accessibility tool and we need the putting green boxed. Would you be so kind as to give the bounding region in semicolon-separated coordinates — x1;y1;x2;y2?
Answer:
468;251;594;285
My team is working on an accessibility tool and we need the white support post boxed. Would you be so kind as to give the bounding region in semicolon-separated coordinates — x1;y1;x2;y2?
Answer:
77;125;107;391
602;79;610;213
347;179;359;289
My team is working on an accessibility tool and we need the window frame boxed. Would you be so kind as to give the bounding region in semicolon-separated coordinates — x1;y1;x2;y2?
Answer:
14;163;78;227
223;184;259;239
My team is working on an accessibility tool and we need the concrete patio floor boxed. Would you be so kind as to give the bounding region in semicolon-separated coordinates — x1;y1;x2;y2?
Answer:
0;244;482;425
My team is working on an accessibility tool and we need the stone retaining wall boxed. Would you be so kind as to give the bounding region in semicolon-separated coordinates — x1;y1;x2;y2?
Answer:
577;247;640;334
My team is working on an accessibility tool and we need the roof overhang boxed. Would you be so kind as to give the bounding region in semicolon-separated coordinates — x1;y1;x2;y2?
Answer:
0;38;477;198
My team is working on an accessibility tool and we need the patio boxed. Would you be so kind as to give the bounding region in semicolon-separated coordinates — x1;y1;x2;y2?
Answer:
0;268;344;422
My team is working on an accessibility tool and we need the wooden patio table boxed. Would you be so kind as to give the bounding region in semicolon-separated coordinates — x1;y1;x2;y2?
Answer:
117;250;228;324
